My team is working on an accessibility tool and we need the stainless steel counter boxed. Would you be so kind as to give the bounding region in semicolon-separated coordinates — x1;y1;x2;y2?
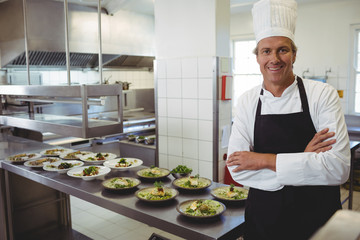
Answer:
0;134;245;240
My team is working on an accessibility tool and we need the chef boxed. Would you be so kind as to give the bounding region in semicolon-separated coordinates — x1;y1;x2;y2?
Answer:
226;0;351;239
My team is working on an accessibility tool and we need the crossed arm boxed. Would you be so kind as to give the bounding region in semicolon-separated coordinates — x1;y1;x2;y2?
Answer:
226;128;336;172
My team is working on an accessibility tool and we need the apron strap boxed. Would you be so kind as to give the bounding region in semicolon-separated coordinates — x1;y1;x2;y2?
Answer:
296;76;310;113
255;89;263;117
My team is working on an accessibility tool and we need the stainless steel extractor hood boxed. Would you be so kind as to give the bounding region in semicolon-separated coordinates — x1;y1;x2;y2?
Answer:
0;0;155;69
6;51;154;69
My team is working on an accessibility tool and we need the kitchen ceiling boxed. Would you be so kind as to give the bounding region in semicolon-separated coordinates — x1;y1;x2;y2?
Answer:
62;0;346;15
63;0;155;15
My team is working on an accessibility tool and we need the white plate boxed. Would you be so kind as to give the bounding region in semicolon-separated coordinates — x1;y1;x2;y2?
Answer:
40;148;73;157
67;165;111;181
43;160;84;174
103;158;143;171
79;152;117;163
5;153;42;163
59;151;93;160
24;157;61;168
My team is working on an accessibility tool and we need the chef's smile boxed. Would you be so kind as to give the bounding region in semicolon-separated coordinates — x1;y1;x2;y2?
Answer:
256;36;296;88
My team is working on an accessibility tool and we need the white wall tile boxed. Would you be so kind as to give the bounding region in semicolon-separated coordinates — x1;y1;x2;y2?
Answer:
167;99;182;118
181;58;198;78
41;71;50;84
92;71;100;83
182;99;198;119
198;140;213;162
198;120;213;141
126;71;134;81
168;137;183;157
158;135;168;154
167;118;182;137
166;59;182;79
183;158;199;175
338;77;348;90
168;155;183;170
118;71;126;80
159;154;168;169
219;100;232;121
166;78;182;98
60;71;68;84
139;71;145;80
198;78;213;99
198;99;213;120
157;98;167;117
182;78;198;99
158;117;167;135
157;78;167;98
182;139;198;159
133;71;140;80
182;119;198;139
198;160;213;179
156;60;167;79
198;57;214;79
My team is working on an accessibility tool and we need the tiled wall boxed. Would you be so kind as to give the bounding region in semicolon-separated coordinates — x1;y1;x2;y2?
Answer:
37;70;154;89
155;56;218;180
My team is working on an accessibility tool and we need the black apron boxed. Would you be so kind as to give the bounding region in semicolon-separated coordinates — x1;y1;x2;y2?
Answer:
244;77;341;240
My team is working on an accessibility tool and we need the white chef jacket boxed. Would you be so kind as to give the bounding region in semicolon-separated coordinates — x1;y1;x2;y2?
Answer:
227;78;350;191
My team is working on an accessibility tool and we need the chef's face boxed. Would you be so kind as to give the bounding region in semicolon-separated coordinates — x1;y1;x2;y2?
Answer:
256;36;296;88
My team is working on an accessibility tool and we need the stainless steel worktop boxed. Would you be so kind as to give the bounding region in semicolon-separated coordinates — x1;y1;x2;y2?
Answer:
0;134;245;240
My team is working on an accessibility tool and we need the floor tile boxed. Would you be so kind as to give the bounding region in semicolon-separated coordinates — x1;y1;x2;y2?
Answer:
96;223;131;239
111;230;146;240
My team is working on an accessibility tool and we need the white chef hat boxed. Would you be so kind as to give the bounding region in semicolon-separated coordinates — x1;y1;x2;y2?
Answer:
252;0;297;43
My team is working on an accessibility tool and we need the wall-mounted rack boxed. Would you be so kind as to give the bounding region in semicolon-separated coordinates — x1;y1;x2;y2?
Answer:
0;84;124;138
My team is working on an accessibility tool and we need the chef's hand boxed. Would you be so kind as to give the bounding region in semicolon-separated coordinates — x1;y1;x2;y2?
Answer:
226;151;276;172
304;128;336;153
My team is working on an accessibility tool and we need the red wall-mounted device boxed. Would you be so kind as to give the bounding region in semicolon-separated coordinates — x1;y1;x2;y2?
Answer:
221;75;232;100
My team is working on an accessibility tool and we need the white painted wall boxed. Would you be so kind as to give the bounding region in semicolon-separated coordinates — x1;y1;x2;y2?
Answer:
155;0;217;59
230;0;360;114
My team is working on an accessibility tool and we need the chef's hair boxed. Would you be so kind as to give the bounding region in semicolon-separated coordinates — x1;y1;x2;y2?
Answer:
253;39;298;56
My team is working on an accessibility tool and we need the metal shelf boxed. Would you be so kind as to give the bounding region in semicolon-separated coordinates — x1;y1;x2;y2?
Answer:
0;85;124;138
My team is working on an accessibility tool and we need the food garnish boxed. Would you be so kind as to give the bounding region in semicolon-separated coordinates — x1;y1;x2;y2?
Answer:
115;158;133;167
62;151;81;159
45;149;66;155
106;177;135;189
29;158;58;166
213;184;248;200
46;162;81;170
143;166;161;177
8;153;36;161
95;152;108;160
82;166;99;176
171;165;192;174
58;162;74;169
86;153;110;161
138;181;174;200
180;174;204;188
185;200;220;216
